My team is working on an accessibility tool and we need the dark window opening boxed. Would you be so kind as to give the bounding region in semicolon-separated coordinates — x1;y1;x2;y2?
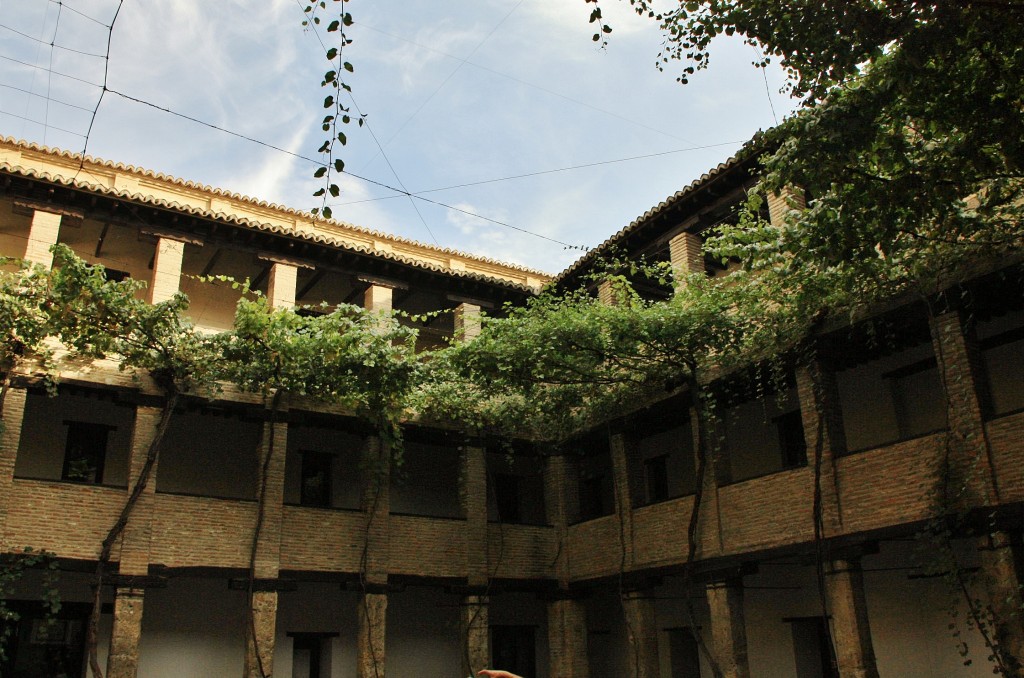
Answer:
493;473;521;523
61;421;112;484
579;474;607;522
644;455;669;503
789;617;838;678
102;268;129;283
492;625;536;678
300;451;333;507
289;632;335;678
0;601;90;678
667;627;702;677
775;410;807;469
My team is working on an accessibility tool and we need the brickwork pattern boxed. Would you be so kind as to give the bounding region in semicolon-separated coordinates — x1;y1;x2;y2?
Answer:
24;209;61;267
546;598;590;678
460;445;488;586
0;387;29;550
147;237;185;304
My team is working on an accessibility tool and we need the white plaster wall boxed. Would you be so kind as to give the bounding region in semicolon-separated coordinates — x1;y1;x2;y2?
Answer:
630;422;697;502
837;342;944;452
723;389;798;482
490;591;549;678
284;424;363;509
390;441;461;518
486;452;548;524
137;577;248;678
387;586;461;678
864;541;1000;678
978;311;1024;416
156;409;260;499
272;583;359;678
15;390;135;486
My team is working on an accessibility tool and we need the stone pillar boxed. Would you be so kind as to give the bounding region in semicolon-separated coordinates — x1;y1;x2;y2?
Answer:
766;186;806;228
106;588;145;678
705;578;750;678
358;591;388;678
24;209;62;267
621;588;659;678
266;262;298;310
245;591;278;678
244;410;288;678
364;284;393;314
669;231;703;289
357;435;390;677
462;594;490;677
825;558;879;678
929;310;998;505
454;302;482;342
977;531;1024;675
796;359;847;532
0;386;29;551
106;404;164;678
547;596;590;678
147;237;186;304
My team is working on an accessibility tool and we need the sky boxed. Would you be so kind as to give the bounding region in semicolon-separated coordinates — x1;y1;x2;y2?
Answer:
0;0;800;274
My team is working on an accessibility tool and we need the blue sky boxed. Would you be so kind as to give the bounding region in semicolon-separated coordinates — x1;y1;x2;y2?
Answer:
0;0;799;273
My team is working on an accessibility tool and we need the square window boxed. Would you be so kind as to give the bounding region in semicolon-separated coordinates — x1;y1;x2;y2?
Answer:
61;421;112;484
644;455;669;503
774;410;807;469
300;452;333;507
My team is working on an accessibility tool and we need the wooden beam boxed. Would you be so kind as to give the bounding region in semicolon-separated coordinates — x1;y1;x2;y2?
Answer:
296;270;325;301
94;223;111;258
200;248;223;277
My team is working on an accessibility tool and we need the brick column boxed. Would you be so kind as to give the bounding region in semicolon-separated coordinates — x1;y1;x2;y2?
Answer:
147;237;186;304
766;186;806;228
24;209;62;267
669;231;703;289
266;262;298;310
693;405;727;556
0;386;29;550
929;310;998;504
460;444;487;585
358;435;390;677
454;302;482;342
621;588;659;678
544;454;579;586
462;594;490;676
244;411;288;678
609;432;636;565
825;558;879;678
364;284;393;314
977;532;1024;675
544;453;589;676
705;578;750;678
107;404;163;678
547;596;590;678
796;359;846;532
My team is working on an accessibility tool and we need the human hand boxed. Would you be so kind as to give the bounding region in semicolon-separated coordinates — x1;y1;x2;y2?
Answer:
477;671;523;678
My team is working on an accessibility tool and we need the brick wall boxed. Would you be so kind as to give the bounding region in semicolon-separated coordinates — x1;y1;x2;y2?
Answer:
986;411;1024;503
149;494;256;568
487;524;556;579
836;435;944;534
279;506;364;572
5;479;124;559
389;514;466;578
718;468;815;554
